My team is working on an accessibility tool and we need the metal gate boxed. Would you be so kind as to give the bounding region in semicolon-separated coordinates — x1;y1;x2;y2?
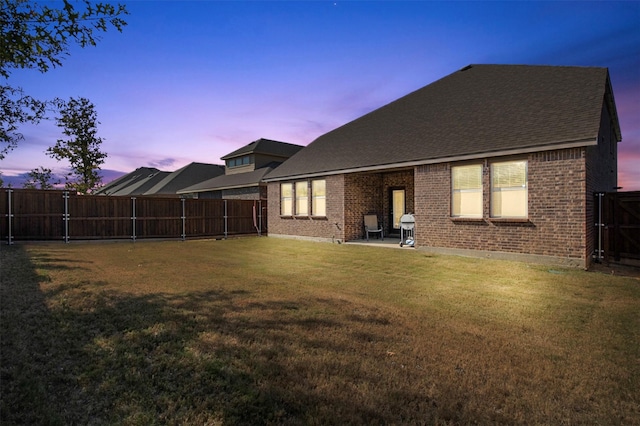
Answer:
594;191;640;265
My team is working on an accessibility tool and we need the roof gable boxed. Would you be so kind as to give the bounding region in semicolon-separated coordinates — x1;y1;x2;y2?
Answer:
221;138;303;160
265;64;615;181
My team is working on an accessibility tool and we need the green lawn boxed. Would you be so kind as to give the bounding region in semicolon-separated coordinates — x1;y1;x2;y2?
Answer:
1;238;639;425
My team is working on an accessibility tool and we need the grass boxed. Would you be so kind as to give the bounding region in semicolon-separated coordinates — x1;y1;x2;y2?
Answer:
1;238;639;425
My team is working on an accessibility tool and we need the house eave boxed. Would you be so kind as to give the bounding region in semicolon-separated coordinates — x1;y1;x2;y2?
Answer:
263;138;597;182
177;182;262;194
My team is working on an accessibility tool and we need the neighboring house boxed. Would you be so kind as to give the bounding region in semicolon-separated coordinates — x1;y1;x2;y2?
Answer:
95;163;224;197
263;64;621;268
94;167;169;196
177;139;303;200
142;162;224;197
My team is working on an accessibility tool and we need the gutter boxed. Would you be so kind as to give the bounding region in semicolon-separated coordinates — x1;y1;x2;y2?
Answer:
177;182;261;195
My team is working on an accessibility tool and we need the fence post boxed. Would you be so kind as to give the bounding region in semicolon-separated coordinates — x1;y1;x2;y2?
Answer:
6;189;13;245
131;197;137;242
224;199;228;239
594;192;605;262
63;191;70;243
181;198;186;241
258;200;262;236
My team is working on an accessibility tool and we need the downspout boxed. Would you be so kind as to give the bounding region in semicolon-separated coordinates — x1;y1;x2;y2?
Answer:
253;200;260;236
259;199;263;236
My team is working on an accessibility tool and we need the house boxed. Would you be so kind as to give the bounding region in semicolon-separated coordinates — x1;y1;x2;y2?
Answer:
141;162;224;197
177;139;303;199
95;163;224;197
263;64;621;268
94;167;169;196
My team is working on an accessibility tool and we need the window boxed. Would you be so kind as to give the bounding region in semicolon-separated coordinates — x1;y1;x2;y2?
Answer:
281;179;327;217
295;181;308;215
311;179;326;216
491;160;528;218
227;155;252;168
452;164;482;218
281;183;293;216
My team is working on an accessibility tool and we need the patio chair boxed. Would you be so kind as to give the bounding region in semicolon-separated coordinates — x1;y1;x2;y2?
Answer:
364;214;384;241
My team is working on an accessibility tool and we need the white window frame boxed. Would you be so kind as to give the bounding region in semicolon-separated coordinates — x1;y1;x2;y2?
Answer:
490;160;528;219
295;181;308;216
311;179;326;217
280;183;293;216
451;164;483;218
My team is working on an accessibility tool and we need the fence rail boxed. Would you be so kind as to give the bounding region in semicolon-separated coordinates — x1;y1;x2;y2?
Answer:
1;189;266;244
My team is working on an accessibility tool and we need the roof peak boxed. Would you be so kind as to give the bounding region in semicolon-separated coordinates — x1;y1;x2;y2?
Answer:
265;64;613;181
221;138;304;160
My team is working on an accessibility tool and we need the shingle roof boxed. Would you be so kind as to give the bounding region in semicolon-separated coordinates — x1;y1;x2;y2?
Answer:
221;138;303;160
95;167;163;195
177;164;279;194
265;64;619;181
142;162;225;195
111;171;170;196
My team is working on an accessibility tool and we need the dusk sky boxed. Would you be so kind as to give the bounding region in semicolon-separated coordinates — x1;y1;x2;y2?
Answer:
2;1;639;190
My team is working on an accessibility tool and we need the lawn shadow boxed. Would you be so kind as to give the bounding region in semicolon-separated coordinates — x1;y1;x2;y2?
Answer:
25;250;95;273
1;246;436;425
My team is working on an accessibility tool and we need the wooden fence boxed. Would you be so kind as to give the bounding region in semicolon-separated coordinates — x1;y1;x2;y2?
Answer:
594;191;640;266
0;189;266;244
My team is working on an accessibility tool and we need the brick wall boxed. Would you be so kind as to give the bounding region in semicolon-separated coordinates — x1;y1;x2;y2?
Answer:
267;129;615;269
221;186;262;200
344;173;383;240
414;148;590;266
267;175;345;242
267;170;413;241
